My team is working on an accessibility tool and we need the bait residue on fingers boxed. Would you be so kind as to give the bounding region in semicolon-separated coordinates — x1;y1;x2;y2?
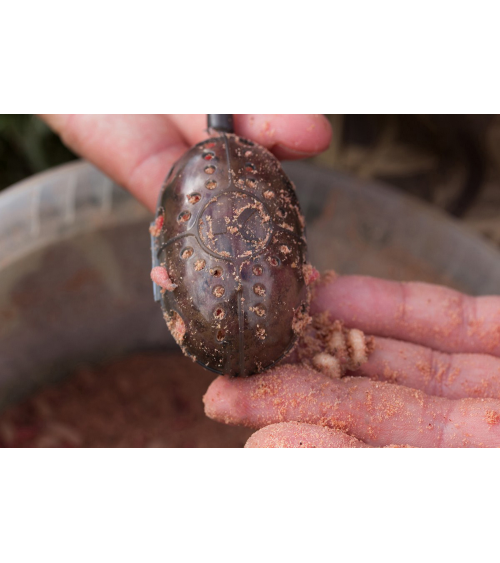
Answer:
297;272;374;379
312;352;342;379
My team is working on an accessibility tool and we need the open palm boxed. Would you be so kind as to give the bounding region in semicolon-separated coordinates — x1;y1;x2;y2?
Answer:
204;275;500;448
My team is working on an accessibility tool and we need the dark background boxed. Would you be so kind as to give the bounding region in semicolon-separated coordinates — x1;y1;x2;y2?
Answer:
0;115;76;189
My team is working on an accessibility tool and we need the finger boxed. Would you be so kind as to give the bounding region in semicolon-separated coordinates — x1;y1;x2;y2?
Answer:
245;421;369;448
169;114;332;159
312;274;500;357
40;114;188;212
357;336;500;400
204;366;500;447
235;114;332;159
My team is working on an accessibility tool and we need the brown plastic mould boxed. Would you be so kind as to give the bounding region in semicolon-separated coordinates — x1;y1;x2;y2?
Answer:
150;133;314;376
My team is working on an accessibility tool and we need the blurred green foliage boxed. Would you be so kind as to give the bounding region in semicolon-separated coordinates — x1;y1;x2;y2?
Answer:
0;115;76;191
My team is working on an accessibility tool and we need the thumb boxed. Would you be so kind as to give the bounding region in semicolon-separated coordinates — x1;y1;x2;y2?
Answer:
244;421;369;448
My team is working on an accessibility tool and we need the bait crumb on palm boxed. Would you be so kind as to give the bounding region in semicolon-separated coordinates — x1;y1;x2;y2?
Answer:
151;266;177;292
485;410;500;425
347;328;369;369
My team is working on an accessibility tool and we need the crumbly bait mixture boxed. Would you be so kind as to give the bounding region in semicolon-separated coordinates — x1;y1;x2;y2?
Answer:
165;311;186;345
303;264;320;286
312;352;342;379
299;315;374;379
0;352;252;448
149;215;164;237
296;271;374;378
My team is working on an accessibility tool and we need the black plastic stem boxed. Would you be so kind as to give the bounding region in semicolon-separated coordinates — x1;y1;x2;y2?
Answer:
207;114;234;133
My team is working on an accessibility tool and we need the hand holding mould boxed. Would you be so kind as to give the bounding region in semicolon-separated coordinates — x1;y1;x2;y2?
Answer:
41;114;332;377
42;114;500;448
40;114;332;212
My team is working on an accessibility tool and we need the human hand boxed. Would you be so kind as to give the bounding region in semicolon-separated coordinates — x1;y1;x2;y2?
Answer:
39;114;332;211
204;275;500;448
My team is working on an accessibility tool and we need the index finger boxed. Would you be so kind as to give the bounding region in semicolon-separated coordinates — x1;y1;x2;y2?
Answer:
204;366;500;448
313;275;500;357
40;114;189;211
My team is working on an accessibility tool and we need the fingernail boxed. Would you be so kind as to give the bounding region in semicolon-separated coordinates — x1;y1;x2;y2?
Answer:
272;144;316;160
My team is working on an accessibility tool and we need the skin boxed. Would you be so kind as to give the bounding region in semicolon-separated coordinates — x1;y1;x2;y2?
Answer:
205;276;500;448
43;115;500;448
40;114;332;212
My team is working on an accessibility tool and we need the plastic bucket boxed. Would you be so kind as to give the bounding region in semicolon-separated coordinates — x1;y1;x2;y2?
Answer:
1;160;500;411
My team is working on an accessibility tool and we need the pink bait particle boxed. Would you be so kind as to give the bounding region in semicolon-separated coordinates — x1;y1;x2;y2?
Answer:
151;266;177;292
